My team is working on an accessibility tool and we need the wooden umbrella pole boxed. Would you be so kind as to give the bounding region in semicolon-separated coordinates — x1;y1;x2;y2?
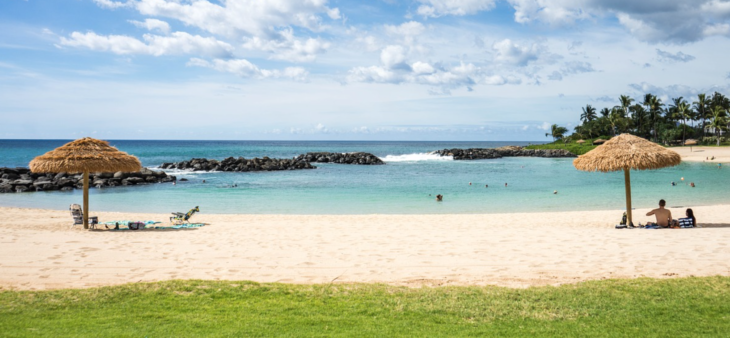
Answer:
624;168;632;226
83;171;89;229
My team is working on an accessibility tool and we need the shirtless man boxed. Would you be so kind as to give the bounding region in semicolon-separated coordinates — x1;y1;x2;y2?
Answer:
646;199;676;228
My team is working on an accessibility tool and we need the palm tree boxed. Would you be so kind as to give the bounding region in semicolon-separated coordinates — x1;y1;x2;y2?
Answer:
580;105;597;123
546;124;569;142
706;106;727;146
644;94;663;142
608;108;626;136
669;97;691;145
619;95;634;119
630;104;647;136
693;93;708;138
599;107;610;118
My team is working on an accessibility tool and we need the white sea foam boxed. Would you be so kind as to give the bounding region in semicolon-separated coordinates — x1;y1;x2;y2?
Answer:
382;153;453;162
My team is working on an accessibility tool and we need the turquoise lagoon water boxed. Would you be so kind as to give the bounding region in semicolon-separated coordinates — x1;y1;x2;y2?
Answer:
0;140;727;214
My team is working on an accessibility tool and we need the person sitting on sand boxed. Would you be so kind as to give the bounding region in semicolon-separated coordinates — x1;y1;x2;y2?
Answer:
678;208;696;228
436;194;443;201
645;199;677;228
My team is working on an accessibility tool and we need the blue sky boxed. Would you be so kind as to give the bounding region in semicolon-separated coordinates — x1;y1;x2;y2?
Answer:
2;0;730;141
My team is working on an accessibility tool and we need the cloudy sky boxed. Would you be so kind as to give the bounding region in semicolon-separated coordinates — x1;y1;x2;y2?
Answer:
2;0;730;141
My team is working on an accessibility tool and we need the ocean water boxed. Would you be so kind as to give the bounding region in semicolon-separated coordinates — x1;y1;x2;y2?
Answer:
0;140;727;215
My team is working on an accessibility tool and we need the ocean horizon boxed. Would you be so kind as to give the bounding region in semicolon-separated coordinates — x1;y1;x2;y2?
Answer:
0;139;725;215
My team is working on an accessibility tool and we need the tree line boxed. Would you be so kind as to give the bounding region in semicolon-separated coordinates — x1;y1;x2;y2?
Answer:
547;92;730;146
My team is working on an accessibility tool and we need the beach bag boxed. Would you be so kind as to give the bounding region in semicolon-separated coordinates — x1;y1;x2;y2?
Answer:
129;222;144;230
616;212;634;229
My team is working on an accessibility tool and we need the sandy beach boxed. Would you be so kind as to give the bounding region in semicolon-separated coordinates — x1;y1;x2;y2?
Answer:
1;205;729;291
669;146;730;163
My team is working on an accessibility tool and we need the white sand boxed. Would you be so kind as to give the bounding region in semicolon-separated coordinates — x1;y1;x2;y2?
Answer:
669;146;730;163
1;205;729;291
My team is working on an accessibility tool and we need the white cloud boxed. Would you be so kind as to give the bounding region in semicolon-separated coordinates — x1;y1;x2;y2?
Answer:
86;0;340;63
130;0;338;59
385;21;425;39
560;61;595;75
416;0;498;18
129;19;171;34
187;58;308;81
411;61;435;74
492;39;541;66
315;123;328;133
380;45;407;69
92;0;130;9
59;31;233;58
507;0;588;25
242;29;330;62
656;49;696;63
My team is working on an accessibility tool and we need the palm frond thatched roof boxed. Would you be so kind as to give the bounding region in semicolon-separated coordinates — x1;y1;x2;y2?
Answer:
592;139;607;145
684;139;698;145
576;139;586;144
573;134;681;173
29;137;141;173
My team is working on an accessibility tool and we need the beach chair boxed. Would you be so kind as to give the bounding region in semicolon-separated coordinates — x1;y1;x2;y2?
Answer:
70;204;98;229
171;206;199;225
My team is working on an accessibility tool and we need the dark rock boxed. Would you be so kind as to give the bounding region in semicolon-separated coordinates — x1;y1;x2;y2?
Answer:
163;157;316;172
32;180;53;187
432;146;575;160
124;177;144;185
294;152;385;165
179;178;189;181
2;173;18;180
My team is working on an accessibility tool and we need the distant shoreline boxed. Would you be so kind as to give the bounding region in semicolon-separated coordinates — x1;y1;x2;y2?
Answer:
668;146;730;163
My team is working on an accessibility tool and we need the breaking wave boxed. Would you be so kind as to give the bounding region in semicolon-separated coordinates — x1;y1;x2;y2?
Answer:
382;153;453;162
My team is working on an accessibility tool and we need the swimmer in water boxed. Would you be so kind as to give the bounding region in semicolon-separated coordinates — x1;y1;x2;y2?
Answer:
436;194;443;201
485;184;488;188
469;182;472;186
504;183;508;187
553;190;558;194
671;181;676;186
690;182;695;187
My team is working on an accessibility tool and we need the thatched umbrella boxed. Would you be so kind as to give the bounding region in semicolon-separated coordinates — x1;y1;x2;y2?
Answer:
573;134;681;226
593;139;607;145
576;139;586;144
30;138;141;229
684;139;698;152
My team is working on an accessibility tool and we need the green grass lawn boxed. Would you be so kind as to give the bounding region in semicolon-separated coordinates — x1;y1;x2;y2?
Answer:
2;277;729;337
526;142;597;155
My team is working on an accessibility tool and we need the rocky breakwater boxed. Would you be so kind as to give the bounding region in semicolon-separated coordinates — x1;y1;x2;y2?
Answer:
160;157;316;172
0;167;176;193
433;146;576;160
294;152;385;165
